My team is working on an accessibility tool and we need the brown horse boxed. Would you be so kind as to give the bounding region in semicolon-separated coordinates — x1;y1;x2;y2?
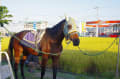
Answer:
8;18;80;79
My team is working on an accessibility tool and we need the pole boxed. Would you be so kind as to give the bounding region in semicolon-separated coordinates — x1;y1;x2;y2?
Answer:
96;24;99;37
0;2;1;79
116;37;120;78
0;39;1;79
0;52;1;79
4;52;15;79
94;7;99;37
0;37;1;51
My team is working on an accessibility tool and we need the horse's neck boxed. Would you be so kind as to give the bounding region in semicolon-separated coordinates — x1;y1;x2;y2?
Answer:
56;32;64;43
47;20;65;39
47;28;64;41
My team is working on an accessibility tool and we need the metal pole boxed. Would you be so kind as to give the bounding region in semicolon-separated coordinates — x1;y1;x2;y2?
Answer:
0;0;1;6
0;0;1;78
0;38;1;79
116;37;120;78
4;52;14;79
0;51;1;79
0;37;1;51
96;24;99;37
94;7;99;37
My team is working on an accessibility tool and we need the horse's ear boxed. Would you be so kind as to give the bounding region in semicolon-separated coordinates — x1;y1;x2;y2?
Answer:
65;15;69;22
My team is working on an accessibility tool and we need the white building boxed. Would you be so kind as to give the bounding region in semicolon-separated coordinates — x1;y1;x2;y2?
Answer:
24;21;48;30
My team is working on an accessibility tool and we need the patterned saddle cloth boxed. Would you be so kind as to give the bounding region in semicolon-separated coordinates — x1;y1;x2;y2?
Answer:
22;30;45;49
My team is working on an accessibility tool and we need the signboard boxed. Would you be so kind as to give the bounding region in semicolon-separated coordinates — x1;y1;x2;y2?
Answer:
33;22;37;30
81;22;86;32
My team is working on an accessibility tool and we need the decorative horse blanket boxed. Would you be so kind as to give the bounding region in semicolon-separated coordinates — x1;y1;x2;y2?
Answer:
21;30;45;49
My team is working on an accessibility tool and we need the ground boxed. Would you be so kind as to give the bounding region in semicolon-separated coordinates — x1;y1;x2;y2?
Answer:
2;65;119;79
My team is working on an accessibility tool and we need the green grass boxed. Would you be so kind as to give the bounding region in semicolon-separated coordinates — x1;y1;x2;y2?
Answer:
60;49;119;74
60;37;119;74
1;37;120;78
1;37;118;52
63;37;118;52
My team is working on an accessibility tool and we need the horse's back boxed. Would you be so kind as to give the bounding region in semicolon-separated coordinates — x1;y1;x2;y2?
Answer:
16;30;30;37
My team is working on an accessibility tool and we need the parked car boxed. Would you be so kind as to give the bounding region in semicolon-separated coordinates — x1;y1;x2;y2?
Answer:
99;33;107;37
108;33;120;37
99;32;120;37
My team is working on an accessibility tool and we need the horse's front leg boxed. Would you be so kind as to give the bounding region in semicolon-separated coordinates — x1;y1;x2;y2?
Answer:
41;54;48;79
52;55;60;79
14;47;23;79
14;63;19;79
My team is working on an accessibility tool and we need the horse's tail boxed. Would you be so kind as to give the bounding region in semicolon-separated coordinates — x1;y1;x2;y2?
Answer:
8;36;14;67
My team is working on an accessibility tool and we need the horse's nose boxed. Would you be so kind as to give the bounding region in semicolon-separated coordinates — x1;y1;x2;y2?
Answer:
72;39;80;46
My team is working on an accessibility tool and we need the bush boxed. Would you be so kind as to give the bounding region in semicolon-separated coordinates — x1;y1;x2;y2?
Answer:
1;37;10;51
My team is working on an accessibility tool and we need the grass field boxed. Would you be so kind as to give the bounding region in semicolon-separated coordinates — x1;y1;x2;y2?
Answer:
61;37;119;75
1;37;120;78
1;37;118;52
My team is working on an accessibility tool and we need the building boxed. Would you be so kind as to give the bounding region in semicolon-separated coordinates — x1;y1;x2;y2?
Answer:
24;21;48;30
86;20;120;37
111;24;120;33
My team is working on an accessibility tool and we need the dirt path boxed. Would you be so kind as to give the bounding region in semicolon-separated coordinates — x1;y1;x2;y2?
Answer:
0;65;11;79
33;71;75;79
0;64;95;79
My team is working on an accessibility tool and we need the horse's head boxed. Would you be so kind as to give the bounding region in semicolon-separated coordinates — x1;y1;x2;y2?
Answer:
63;17;80;46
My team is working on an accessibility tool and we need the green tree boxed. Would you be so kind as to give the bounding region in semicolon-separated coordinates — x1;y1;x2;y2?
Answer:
0;6;13;27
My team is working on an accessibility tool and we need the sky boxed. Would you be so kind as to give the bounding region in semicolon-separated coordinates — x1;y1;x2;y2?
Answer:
1;0;120;31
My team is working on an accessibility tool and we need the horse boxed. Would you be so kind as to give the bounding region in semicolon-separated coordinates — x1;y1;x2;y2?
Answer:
8;17;80;79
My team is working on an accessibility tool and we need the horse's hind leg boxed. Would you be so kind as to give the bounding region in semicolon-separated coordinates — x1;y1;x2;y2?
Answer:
14;56;21;79
20;56;27;79
41;55;48;79
14;46;23;79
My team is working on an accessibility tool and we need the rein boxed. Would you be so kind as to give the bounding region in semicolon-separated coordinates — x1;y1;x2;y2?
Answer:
77;37;117;56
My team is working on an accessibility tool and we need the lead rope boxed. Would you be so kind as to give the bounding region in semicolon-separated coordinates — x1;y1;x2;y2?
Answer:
77;37;118;56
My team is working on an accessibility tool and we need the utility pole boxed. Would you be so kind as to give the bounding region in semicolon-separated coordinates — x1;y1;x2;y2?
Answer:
94;6;99;37
116;36;120;79
0;0;1;6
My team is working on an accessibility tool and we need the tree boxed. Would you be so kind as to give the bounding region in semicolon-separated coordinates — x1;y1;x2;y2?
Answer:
0;6;13;27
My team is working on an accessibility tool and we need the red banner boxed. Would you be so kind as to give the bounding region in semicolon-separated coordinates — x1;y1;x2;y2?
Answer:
86;24;110;27
86;20;120;24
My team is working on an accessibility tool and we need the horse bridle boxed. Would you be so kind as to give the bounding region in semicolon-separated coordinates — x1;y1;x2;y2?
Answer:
63;21;79;42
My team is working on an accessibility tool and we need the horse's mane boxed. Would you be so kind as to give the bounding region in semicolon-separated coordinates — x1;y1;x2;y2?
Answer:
46;19;66;38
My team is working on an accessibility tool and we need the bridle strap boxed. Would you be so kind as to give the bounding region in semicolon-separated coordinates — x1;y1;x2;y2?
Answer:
63;20;79;43
63;21;69;36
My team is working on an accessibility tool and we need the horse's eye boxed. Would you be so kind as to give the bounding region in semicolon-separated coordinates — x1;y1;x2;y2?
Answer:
68;25;72;30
